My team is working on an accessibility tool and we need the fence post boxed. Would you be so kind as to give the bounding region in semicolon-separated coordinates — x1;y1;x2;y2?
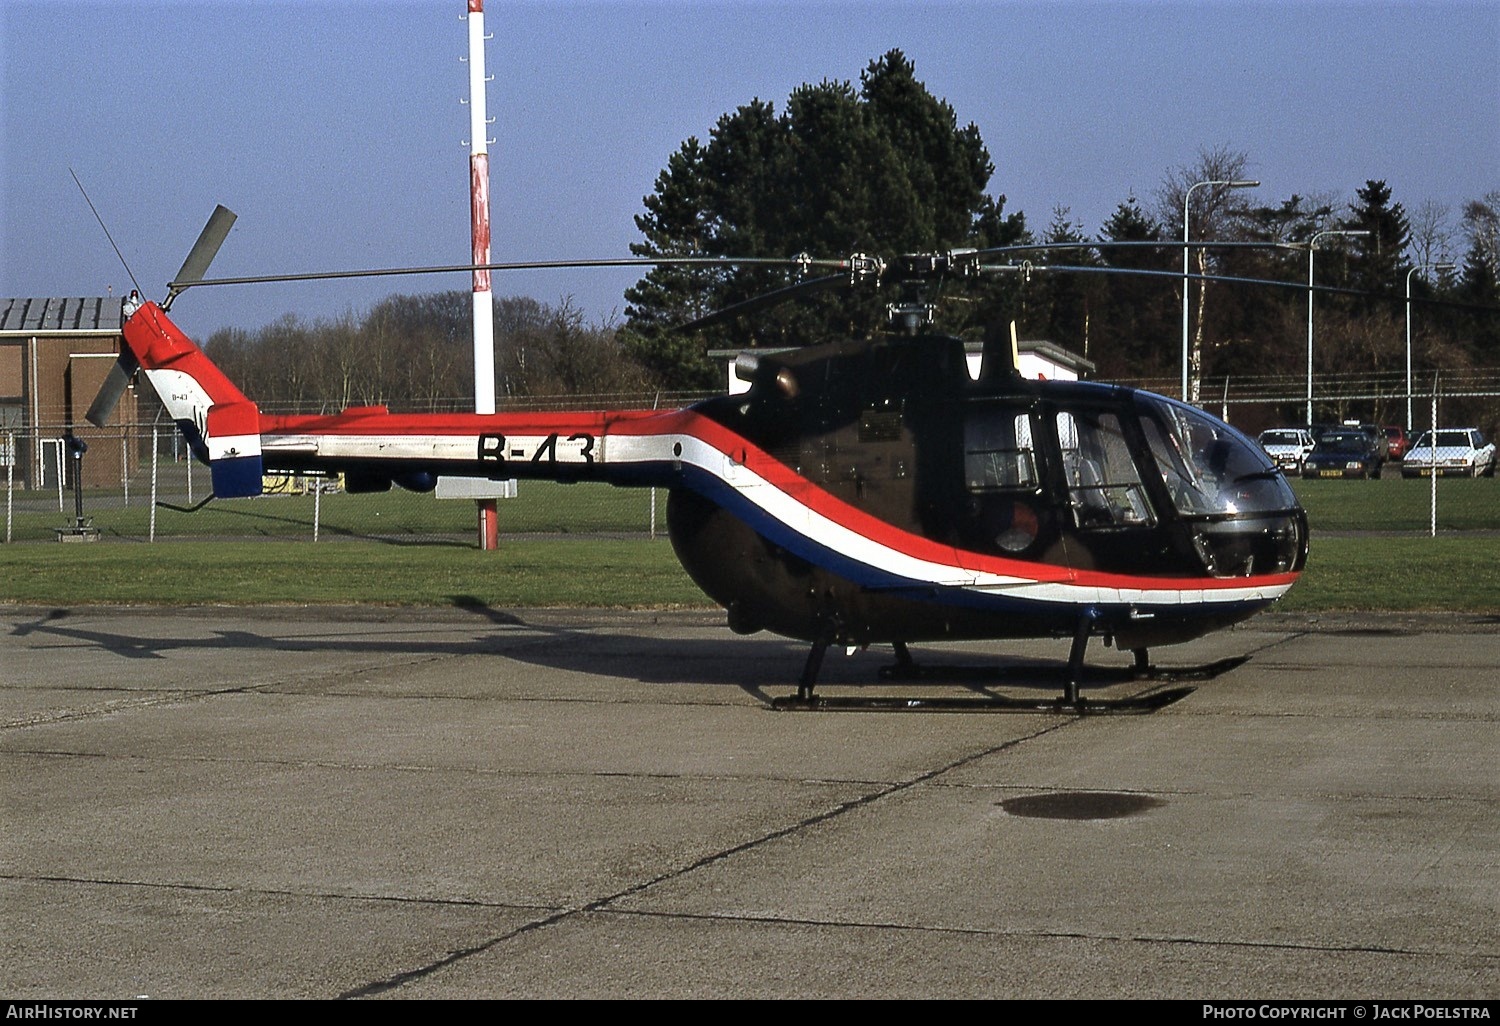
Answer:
150;425;158;544
186;450;193;506
1428;378;1438;538
5;430;13;544
55;441;64;513
650;390;660;539
121;425;129;507
313;479;321;543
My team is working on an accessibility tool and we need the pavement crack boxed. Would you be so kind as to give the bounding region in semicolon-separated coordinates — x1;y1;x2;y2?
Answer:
0;872;557;914
336;720;1069;998
588;906;1489;962
1;683;279;729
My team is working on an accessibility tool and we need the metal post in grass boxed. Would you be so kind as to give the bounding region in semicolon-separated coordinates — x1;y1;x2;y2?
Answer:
121;426;129;507
186;450;193;506
5;431;13;544
55;442;64;514
649;391;661;539
313;478;321;543
149;425;158;544
1429;378;1438;539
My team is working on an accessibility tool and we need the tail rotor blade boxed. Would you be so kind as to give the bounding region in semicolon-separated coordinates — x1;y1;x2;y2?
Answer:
163;204;237;310
84;350;140;428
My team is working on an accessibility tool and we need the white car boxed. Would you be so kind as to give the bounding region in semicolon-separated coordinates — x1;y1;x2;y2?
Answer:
1257;428;1315;474
1401;428;1497;478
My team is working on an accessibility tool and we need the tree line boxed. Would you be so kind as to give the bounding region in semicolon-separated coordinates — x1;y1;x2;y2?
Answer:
203;292;656;413
210;50;1499;431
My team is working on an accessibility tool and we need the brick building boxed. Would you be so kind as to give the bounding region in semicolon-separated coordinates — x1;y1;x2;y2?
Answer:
1;296;139;489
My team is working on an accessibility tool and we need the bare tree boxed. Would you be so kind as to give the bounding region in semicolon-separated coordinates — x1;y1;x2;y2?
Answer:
1409;199;1456;268
1156;146;1258;403
1461;192;1500;271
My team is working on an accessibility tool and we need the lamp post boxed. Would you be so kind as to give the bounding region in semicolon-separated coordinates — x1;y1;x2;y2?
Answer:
1304;229;1369;426
1182;178;1258;402
1405;262;1455;429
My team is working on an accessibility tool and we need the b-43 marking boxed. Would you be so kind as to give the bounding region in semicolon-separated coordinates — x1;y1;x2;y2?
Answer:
478;431;595;465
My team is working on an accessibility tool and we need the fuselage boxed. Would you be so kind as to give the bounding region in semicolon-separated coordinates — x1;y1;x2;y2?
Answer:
123;302;1307;651
663;335;1307;648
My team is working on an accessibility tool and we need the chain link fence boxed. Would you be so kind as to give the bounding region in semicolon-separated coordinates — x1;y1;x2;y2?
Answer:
2;421;666;545
4;374;1498;546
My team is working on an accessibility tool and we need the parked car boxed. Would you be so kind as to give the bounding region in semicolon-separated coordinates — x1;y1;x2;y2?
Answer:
1400;428;1497;478
1302;428;1384;479
1257;428;1315;474
1384;425;1411;460
1346;421;1386;454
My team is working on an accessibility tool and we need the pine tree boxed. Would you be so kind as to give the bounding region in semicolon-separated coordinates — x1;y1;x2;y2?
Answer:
1343;180;1412;306
1094;197;1173;378
622;50;1007;389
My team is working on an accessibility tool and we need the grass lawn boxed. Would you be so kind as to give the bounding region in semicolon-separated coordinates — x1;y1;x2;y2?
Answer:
2;533;1498;613
3;467;1497;611
0;538;706;608
3;479;661;543
1290;472;1497;532
1279;535;1500;611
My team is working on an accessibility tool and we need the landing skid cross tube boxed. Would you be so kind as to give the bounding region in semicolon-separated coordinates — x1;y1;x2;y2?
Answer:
770;688;1197;714
771;628;1246;712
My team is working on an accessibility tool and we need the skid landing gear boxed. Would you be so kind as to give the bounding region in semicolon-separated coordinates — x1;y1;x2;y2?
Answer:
795;635;830;702
771;616;1204;714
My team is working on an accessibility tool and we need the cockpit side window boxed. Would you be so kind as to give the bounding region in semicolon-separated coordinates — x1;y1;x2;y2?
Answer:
1055;410;1155;529
964;408;1037;492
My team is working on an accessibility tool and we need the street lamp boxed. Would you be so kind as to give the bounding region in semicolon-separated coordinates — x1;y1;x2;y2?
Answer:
1182;178;1258;402
1405;262;1455;429
1305;229;1370;426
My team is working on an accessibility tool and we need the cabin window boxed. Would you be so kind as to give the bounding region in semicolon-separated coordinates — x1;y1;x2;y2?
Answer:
1055;410;1154;529
963;408;1037;492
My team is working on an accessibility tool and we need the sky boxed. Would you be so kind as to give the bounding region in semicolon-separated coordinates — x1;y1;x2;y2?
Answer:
2;0;1496;343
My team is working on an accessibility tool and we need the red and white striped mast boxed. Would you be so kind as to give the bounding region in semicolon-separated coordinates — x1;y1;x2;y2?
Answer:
466;0;500;549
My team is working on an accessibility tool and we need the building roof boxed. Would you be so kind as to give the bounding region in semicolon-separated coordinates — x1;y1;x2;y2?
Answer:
0;297;123;335
1013;339;1096;375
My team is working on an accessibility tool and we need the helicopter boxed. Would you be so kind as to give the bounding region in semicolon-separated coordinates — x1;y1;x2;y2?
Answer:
86;208;1310;710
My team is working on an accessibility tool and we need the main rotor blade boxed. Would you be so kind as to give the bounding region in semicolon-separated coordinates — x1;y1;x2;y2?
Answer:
83;350;140;428
163;205;238;310
677;273;849;332
979;261;1417;302
972;240;1304;261
169;254;848;293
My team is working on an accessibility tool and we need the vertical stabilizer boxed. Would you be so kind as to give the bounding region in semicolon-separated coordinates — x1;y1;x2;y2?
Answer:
121;298;263;497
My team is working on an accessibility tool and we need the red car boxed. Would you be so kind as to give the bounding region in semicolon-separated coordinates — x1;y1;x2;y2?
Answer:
1384;425;1410;460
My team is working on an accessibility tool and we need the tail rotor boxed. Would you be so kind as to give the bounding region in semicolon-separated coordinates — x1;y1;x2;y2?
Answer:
84;205;237;427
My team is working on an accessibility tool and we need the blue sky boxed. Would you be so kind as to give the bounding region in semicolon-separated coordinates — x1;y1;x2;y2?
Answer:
3;0;1496;342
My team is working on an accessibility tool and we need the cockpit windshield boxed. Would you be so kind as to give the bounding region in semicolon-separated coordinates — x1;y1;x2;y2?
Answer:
1135;394;1298;517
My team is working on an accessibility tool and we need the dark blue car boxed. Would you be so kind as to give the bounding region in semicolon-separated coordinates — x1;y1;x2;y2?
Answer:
1301;429;1384;479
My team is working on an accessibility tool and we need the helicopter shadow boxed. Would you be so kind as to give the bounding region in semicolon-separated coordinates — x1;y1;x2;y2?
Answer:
436;599;1245;711
8;603;1245;711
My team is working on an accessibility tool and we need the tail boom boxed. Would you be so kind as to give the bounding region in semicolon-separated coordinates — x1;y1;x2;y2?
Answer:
119;299;686;495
